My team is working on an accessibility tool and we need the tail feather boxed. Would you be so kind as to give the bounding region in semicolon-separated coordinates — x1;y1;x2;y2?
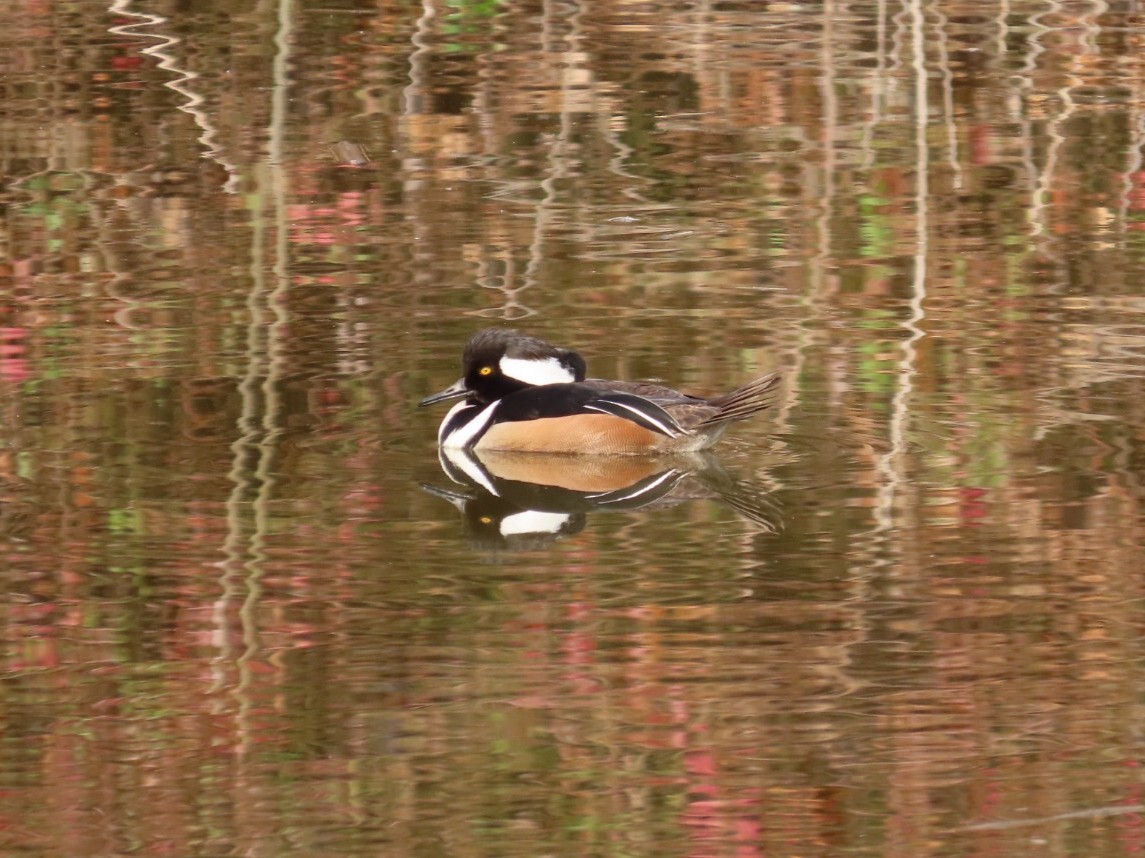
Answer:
699;373;782;427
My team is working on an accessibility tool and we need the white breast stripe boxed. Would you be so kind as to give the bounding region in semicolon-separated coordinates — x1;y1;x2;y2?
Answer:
438;401;472;445
585;400;683;437
499;356;576;386
442;400;500;449
500;510;572;537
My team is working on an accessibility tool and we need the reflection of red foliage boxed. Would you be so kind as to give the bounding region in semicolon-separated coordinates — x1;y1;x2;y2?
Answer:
682;746;763;856
969;124;992;165
1117;774;1144;856
959;486;989;526
0;327;29;383
288;195;366;246
1128;172;1145;212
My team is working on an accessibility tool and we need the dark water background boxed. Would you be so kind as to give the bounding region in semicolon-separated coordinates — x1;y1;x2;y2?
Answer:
3;0;1145;855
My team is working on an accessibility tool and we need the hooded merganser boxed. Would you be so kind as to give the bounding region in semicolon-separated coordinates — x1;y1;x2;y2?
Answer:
419;328;781;455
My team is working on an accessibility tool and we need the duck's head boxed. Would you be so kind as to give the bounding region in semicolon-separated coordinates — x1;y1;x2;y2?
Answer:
419;328;588;407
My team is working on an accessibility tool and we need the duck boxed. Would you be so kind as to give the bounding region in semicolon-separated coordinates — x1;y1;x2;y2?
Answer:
419;328;780;455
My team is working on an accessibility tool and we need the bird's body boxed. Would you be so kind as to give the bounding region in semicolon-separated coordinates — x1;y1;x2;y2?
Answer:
420;328;779;455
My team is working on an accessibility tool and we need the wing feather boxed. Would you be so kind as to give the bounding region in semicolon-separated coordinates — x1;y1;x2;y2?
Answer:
582;393;685;438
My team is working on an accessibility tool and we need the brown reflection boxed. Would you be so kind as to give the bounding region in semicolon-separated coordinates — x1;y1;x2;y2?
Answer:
424;447;782;551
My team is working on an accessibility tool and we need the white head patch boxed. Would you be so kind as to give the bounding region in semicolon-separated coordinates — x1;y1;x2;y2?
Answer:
499;356;576;386
500;510;572;536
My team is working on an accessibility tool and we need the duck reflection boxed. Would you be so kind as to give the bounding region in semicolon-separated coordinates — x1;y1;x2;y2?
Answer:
423;447;780;551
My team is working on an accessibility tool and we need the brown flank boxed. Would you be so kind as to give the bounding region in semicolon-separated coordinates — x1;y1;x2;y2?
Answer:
476;414;667;455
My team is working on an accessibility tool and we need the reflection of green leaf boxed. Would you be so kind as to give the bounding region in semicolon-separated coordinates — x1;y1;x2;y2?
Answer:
444;0;501;15
859;194;893;257
1005;252;1030;297
16;452;34;480
958;407;1012;488
20;190;85;233
441;0;502;45
858;308;898;330
109;507;144;534
857;338;896;395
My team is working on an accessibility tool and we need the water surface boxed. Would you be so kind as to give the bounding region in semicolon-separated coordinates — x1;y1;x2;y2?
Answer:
2;0;1145;855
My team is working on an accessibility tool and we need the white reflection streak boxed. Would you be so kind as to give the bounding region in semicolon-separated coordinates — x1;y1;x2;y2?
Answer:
402;0;435;115
860;0;888;171
1114;0;1140;233
798;0;839;390
604;0;649;199
785;0;838;437
1120;101;1144;234
1015;0;1046;238
1030;0;1069;242
819;0;838;268
521;0;579;319
235;0;296;757
933;3;962;190
212;0;295;732
875;0;928;529
106;0;239;191
996;0;1010;57
960;803;1145;832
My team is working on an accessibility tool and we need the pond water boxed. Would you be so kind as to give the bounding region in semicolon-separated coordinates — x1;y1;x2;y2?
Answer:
3;0;1145;855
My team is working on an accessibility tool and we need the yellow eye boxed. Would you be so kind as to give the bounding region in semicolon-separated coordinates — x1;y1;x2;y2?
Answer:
479;366;494;376
480;516;493;524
